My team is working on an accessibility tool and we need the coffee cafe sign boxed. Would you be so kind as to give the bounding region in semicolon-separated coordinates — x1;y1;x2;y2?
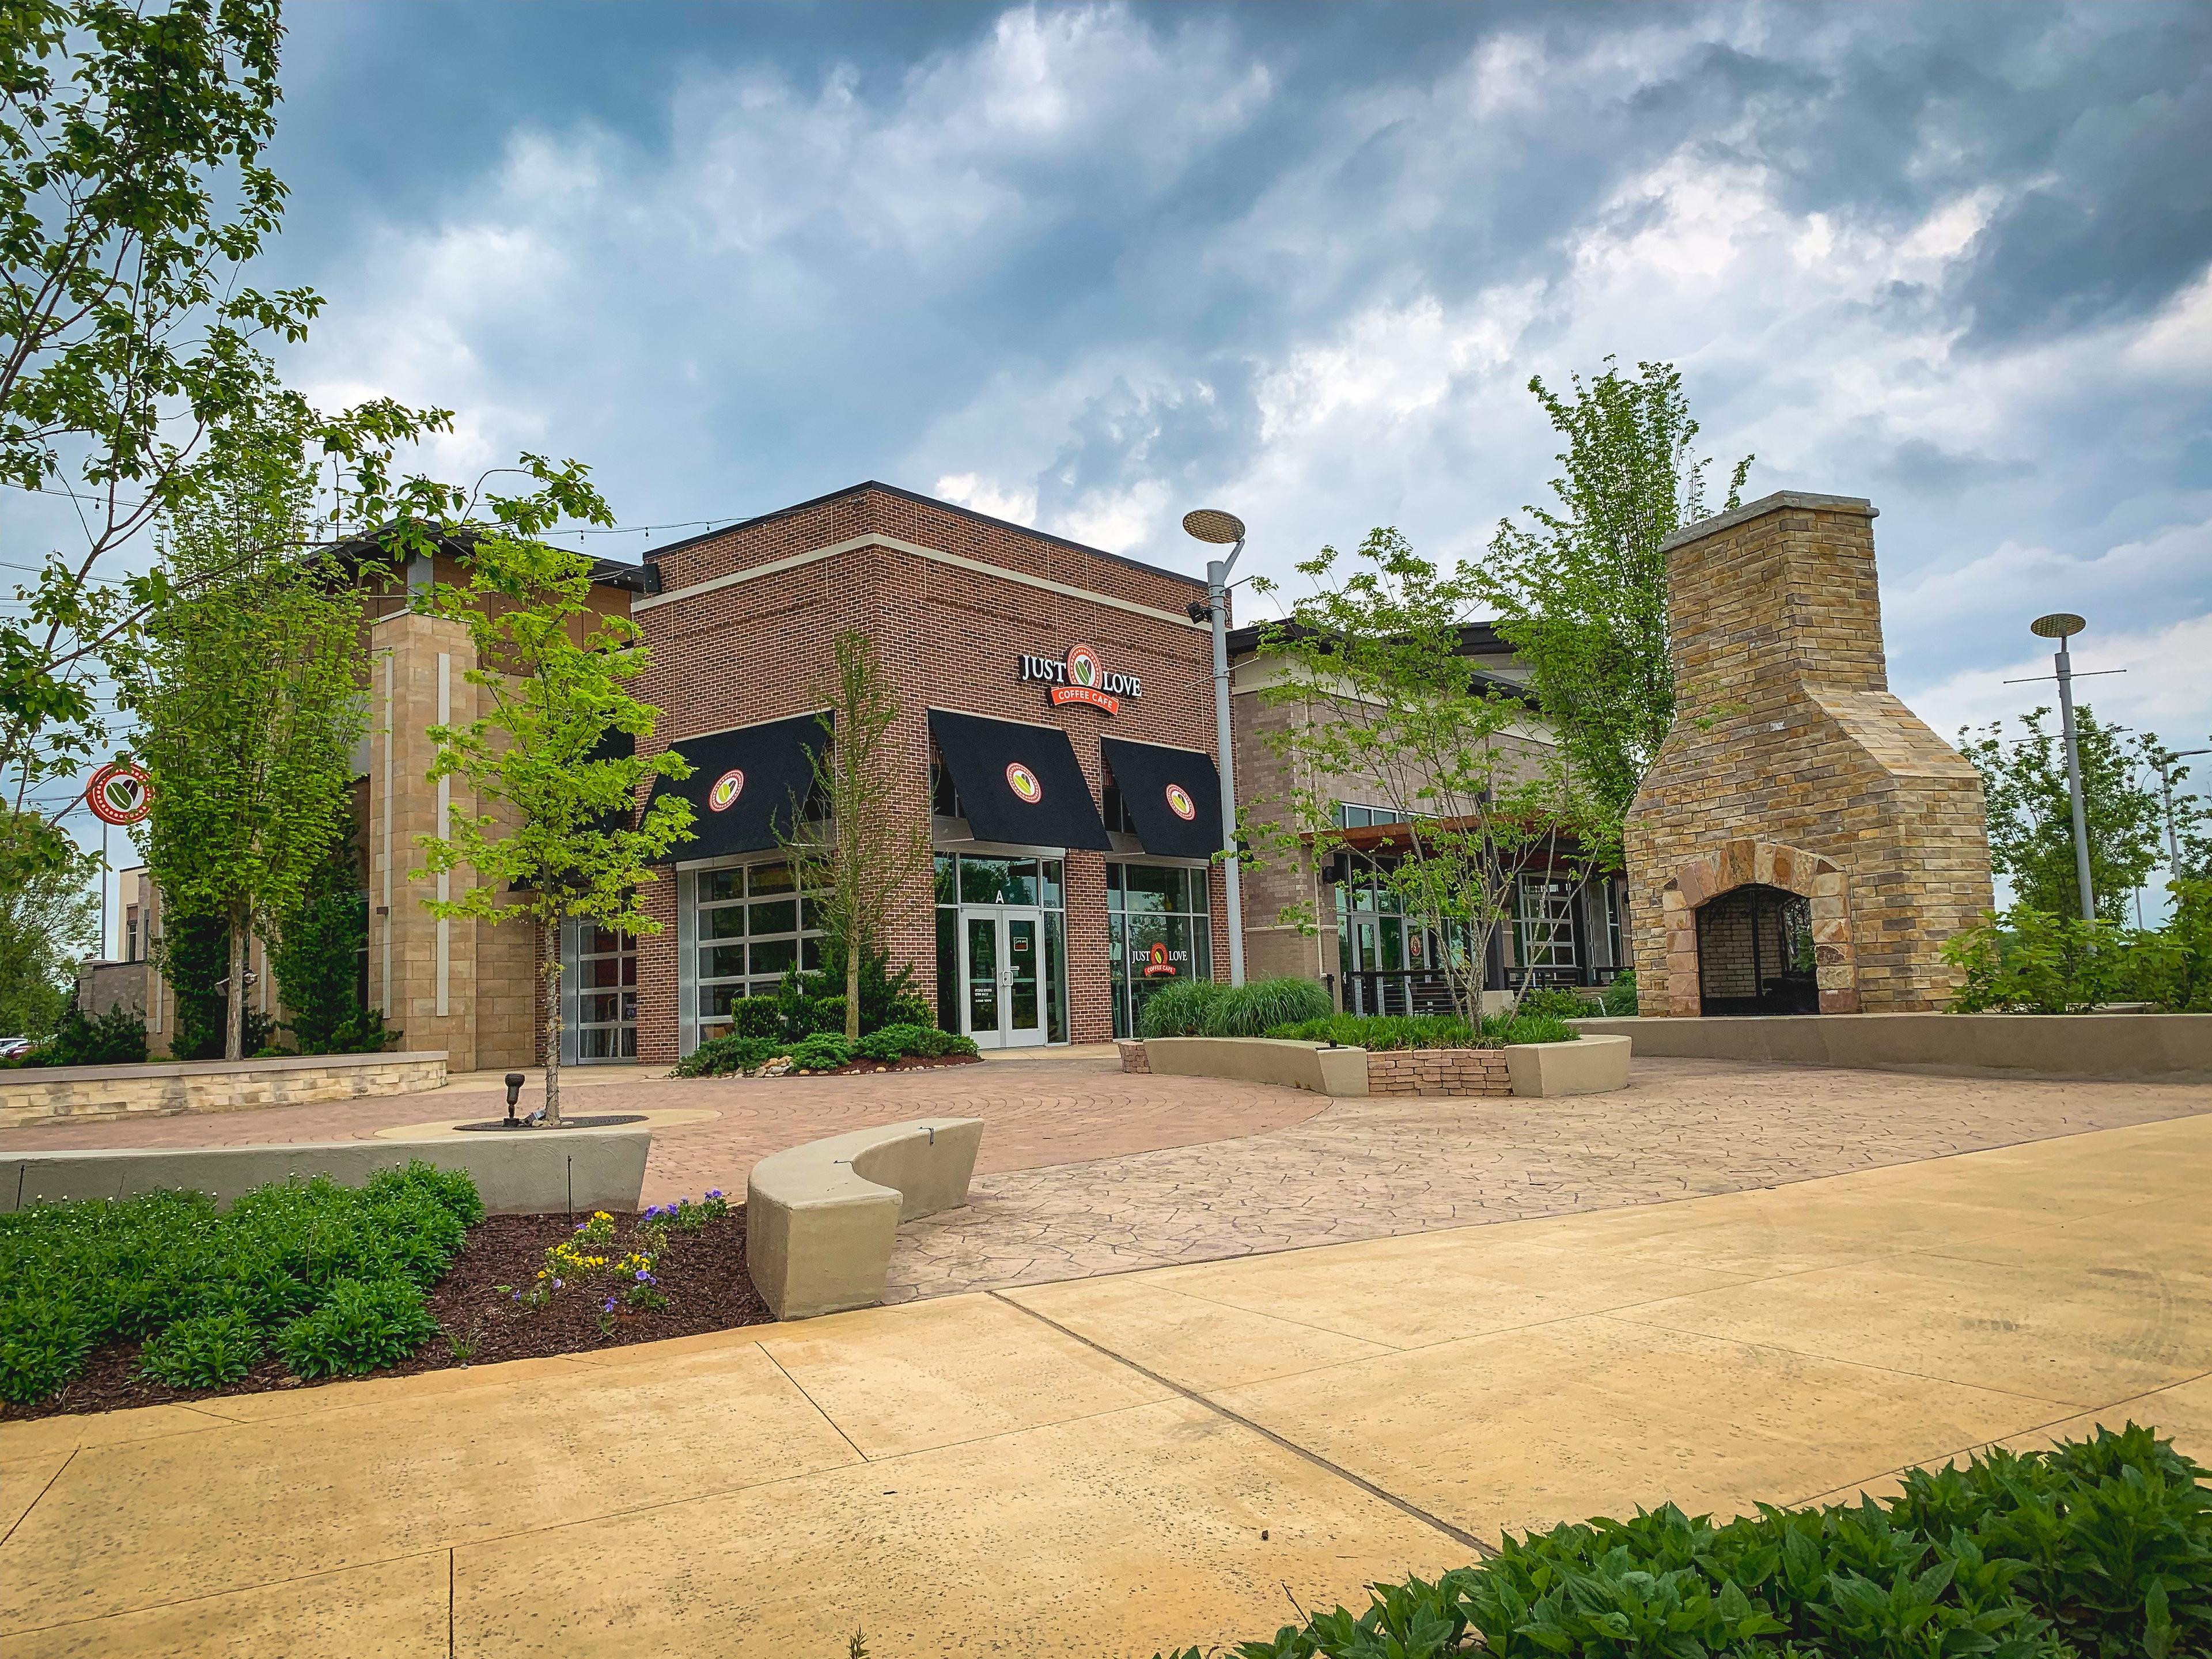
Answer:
1017;643;1141;715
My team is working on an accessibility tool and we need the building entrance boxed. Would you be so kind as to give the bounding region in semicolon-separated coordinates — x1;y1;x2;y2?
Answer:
960;906;1048;1048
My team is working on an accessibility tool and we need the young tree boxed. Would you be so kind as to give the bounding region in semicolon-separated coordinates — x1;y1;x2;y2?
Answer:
406;459;694;1127
271;820;387;1055
781;632;932;1042
1248;528;1611;1023
123;395;373;1062
1959;707;2162;923
0;806;94;1037
1472;358;1752;826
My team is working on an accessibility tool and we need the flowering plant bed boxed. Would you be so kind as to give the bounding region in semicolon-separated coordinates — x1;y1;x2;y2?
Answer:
1;1192;771;1421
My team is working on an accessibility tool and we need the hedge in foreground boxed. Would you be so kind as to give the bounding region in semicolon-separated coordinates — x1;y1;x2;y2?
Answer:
0;1161;482;1403
1159;1423;2210;1659
674;1022;979;1078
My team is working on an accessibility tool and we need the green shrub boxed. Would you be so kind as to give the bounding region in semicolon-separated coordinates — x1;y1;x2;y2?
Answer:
939;1032;980;1058
673;1033;786;1077
853;1029;914;1062
1157;1423;2209;1659
729;996;782;1038
0;1160;482;1402
884;993;934;1028
275;1277;439;1380
785;1032;853;1072
9;1002;148;1068
1599;968;1639;1016
2127;877;2212;1013
1944;903;2128;1013
0;1296;95;1403
1266;1010;1578;1049
138;1310;263;1388
1137;978;1229;1038
1514;984;1592;1020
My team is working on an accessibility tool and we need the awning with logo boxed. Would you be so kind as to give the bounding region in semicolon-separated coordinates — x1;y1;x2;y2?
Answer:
929;709;1112;851
1101;737;1224;860
645;712;825;862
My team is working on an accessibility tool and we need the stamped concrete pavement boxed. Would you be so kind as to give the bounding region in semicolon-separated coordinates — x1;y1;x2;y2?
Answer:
5;1108;2209;1657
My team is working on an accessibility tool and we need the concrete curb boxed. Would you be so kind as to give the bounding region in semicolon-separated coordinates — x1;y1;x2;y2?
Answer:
1571;1012;2212;1081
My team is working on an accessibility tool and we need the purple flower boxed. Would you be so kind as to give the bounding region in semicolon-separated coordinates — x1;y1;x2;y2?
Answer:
551;1278;565;1290
705;1190;723;1201
603;1296;618;1313
634;1268;654;1283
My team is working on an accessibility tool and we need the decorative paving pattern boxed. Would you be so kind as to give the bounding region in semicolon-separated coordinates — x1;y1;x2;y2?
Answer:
884;1056;2212;1300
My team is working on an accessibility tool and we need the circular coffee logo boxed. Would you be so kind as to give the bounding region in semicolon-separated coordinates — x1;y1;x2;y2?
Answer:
709;769;745;812
1005;762;1042;804
87;762;153;825
1165;783;1196;821
1066;645;1099;688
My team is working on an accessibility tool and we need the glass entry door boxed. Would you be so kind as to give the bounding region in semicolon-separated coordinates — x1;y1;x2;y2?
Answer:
960;906;1047;1048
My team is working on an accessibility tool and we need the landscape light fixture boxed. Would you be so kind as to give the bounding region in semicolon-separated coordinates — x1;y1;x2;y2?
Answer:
2030;612;2098;922
503;1071;525;1128
1183;507;1249;986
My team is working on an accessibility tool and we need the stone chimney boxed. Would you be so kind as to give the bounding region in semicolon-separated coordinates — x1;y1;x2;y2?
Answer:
1623;492;1993;1016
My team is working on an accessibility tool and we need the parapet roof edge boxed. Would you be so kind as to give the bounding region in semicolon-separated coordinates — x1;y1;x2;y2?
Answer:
643;480;1206;590
1657;491;1878;556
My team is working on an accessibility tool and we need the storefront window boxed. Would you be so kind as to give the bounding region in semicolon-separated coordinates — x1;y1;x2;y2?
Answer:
685;859;825;1047
566;921;638;1061
1106;862;1212;1039
934;854;1066;1044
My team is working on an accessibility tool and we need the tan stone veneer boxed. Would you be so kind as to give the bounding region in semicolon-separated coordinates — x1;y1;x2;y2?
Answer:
1623;493;1994;1016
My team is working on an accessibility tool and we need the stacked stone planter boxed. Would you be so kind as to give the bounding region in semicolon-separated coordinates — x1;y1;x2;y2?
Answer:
1365;1048;1512;1097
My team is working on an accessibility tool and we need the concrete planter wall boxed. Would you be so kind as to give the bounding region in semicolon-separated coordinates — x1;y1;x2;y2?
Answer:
0;1131;649;1217
1571;1012;2212;1082
1142;1037;1372;1096
1137;1035;1632;1100
0;1051;448;1131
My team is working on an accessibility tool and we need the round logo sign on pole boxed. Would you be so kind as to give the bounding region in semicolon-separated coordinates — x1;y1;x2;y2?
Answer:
709;770;746;812
1164;783;1196;821
1005;762;1042;804
86;762;152;826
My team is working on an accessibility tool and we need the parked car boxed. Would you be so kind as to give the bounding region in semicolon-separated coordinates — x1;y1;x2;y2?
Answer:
0;1035;34;1058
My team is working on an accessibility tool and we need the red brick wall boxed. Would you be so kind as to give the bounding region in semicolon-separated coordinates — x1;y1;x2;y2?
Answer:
631;485;1217;1063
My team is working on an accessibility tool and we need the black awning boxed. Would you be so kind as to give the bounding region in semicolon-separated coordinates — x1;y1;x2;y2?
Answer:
1103;737;1224;859
929;709;1111;851
646;713;824;862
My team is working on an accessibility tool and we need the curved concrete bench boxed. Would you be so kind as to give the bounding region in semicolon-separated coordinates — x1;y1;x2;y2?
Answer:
746;1117;983;1320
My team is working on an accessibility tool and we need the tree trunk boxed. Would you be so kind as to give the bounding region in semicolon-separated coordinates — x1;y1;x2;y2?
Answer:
542;918;563;1128
845;931;862;1041
225;907;247;1062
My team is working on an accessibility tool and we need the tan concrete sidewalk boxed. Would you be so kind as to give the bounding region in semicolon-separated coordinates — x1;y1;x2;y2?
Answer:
4;1111;2209;1657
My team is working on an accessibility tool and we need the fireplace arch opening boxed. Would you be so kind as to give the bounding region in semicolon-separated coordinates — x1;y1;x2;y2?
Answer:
1695;883;1819;1015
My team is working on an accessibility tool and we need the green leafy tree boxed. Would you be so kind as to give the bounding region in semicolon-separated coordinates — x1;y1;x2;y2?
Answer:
0;1;339;874
123;388;373;1061
781;632;931;1042
271;819;388;1054
0;805;93;1037
152;908;270;1059
1473;358;1752;826
404;459;694;1127
1959;706;2161;923
1248;527;1612;1024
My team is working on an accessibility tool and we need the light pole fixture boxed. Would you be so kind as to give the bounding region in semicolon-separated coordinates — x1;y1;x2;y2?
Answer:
2030;612;2097;921
1183;507;1248;987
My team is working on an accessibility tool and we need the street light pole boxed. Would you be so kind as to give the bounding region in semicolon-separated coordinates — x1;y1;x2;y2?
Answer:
2155;747;2211;873
1184;509;1249;987
2031;613;2096;922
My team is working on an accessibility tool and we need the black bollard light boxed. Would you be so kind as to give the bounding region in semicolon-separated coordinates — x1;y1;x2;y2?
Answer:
503;1072;525;1127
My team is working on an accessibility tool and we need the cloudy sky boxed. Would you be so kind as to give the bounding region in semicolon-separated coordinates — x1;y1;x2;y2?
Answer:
36;1;2212;882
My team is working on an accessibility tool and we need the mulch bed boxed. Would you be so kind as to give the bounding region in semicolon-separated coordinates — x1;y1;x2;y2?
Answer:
2;1208;774;1422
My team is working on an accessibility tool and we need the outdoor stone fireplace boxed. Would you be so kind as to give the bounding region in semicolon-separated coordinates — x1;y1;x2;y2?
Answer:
1623;492;1994;1016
